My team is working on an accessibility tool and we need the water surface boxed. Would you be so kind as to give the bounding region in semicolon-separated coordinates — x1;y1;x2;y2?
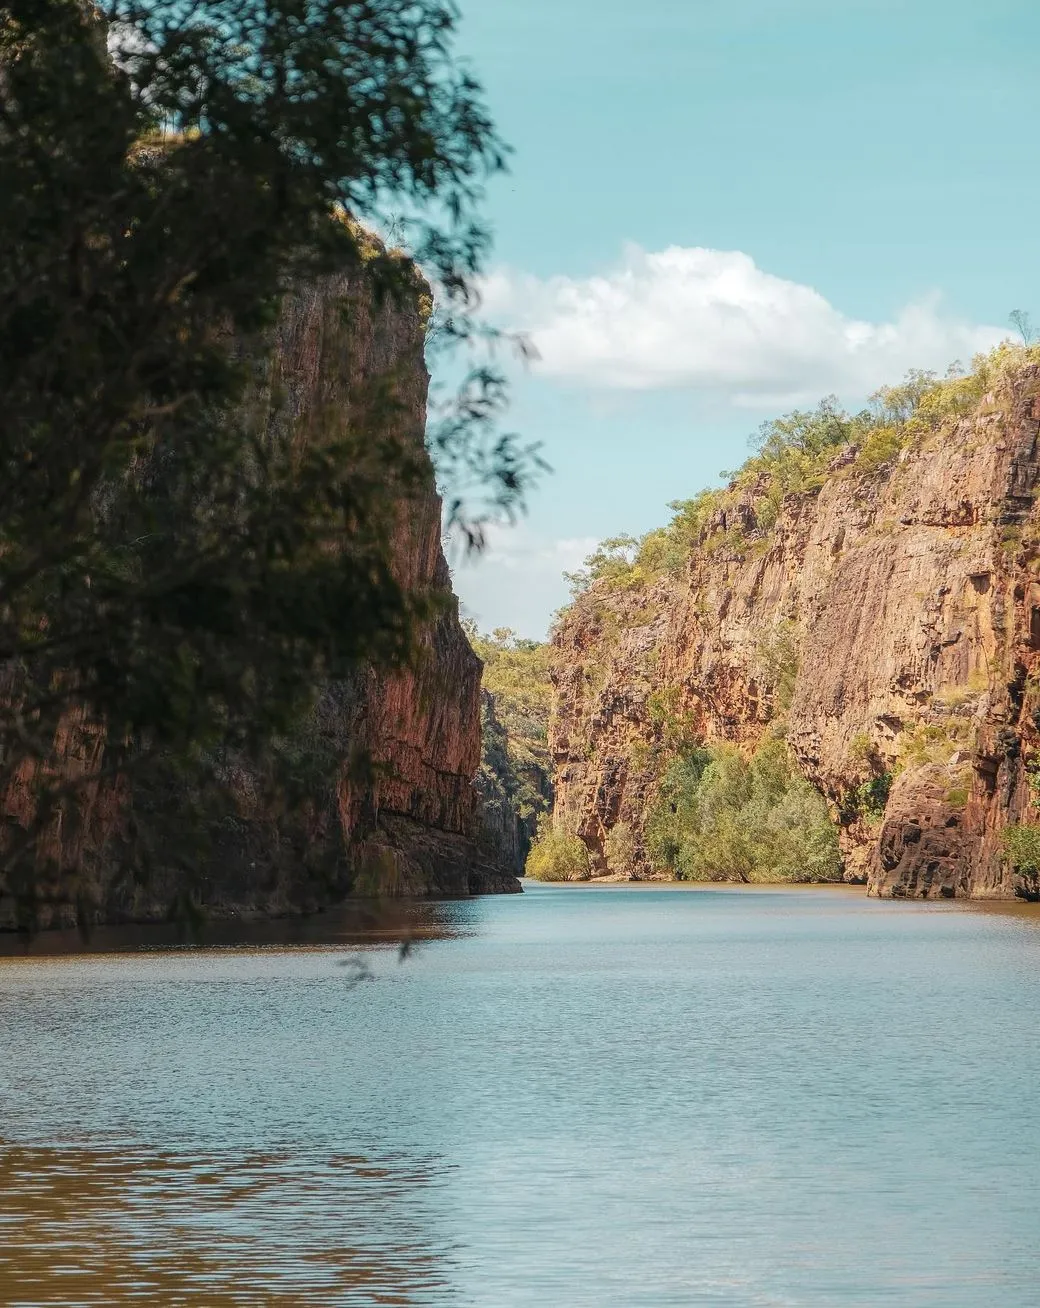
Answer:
3;883;1040;1305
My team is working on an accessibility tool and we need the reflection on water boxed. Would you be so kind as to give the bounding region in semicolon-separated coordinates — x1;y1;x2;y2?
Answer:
0;897;472;958
4;883;1040;1306
0;1145;453;1305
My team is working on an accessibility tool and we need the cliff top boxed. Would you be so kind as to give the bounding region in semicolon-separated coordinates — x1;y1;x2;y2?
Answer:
561;342;1040;618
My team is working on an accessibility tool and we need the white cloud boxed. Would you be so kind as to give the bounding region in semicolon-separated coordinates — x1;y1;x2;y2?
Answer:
448;525;597;639
481;245;1006;406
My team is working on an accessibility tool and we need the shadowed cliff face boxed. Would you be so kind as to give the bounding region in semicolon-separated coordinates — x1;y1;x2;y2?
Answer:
550;363;1040;899
0;265;519;929
265;271;518;903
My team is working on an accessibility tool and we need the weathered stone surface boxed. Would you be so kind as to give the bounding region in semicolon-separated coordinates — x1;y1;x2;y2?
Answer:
550;365;1040;898
0;263;519;929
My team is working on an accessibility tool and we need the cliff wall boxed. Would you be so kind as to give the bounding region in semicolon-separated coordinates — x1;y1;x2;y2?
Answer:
549;358;1040;898
476;689;553;873
1;263;519;929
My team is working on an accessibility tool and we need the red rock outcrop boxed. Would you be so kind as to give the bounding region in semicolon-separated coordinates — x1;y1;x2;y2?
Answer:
550;361;1040;898
0;262;518;929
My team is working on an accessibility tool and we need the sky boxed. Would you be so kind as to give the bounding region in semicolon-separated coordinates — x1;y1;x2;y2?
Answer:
438;0;1040;639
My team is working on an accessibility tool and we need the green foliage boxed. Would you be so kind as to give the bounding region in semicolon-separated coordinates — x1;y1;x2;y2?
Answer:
756;622;799;712
1002;824;1040;877
558;344;1040;616
525;820;591;882
467;624;552;765
646;491;728;568
475;690;518;853
741;397;852;525
849;732;873;761
468;624;552;865
644;737;841;883
646;684;698;752
0;0;527;920
896;720;974;770
564;535;642;597
839;772;893;825
603;820;637;875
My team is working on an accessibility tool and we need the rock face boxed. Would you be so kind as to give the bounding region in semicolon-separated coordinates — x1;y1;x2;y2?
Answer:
475;689;553;874
550;362;1040;899
1;264;519;929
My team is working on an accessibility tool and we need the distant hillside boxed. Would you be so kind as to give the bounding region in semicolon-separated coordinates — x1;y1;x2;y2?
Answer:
466;625;553;873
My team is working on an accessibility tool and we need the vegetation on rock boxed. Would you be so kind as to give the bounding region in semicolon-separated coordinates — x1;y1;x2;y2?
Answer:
525;819;591;882
564;344;1040;600
547;342;1040;897
1001;824;1040;892
603;820;637;876
468;626;552;774
467;625;552;868
643;735;841;883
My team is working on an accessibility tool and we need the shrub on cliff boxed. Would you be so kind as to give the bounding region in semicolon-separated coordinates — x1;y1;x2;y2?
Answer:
1001;824;1040;888
645;737;841;883
603;820;637;875
525;821;591;882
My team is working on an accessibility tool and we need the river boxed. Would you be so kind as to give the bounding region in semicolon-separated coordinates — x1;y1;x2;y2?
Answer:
2;882;1040;1306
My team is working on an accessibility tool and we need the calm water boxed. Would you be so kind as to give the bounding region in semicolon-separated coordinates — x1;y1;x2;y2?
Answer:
3;883;1040;1306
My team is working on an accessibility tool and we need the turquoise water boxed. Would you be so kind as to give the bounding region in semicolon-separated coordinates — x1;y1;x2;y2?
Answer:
3;882;1040;1305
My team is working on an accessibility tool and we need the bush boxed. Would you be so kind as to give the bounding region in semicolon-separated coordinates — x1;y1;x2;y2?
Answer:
838;772;893;825
1002;824;1040;878
525;821;591;881
603;820;637;875
563;536;641;596
897;720;974;770
645;737;841;883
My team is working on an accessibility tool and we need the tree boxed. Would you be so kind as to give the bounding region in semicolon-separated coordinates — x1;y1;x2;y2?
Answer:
0;0;534;922
1009;309;1036;346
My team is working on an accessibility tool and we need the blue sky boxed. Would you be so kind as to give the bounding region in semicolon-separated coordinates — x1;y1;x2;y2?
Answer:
441;0;1040;638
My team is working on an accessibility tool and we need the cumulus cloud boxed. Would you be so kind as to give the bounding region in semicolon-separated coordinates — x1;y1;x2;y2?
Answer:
449;525;596;638
481;245;1006;406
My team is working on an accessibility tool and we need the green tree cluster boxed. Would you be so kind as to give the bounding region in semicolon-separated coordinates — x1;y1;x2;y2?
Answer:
525;818;590;882
1002;824;1040;897
467;625;552;771
644;736;841;883
602;819;636;876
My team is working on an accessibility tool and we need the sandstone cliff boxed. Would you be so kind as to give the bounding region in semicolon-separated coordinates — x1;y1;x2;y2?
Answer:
1;263;519;929
549;352;1040;899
